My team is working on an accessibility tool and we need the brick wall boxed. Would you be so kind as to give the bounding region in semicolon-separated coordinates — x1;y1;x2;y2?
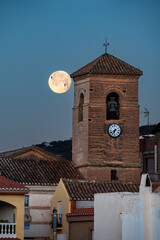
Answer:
72;74;141;182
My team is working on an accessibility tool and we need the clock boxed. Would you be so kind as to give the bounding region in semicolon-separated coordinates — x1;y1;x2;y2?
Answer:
108;124;121;138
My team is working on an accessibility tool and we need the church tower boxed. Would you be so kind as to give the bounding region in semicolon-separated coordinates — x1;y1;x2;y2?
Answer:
71;53;143;182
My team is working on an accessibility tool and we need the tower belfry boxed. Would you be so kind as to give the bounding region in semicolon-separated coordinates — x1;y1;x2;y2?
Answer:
71;52;143;182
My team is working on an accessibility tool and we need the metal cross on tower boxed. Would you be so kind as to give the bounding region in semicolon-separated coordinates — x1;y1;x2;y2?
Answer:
103;38;109;54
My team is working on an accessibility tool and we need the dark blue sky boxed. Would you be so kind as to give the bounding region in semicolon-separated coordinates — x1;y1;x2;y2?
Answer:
0;0;160;151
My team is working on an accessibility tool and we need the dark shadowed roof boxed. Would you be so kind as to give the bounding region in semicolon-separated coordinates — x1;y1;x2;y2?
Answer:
0;175;28;193
62;178;140;200
139;125;157;136
0;158;81;186
71;53;143;78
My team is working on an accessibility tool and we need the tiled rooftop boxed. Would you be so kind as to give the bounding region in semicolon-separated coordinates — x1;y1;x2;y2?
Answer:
0;158;81;185
0;239;21;240
71;53;143;78
0;175;28;192
62;178;140;200
67;212;94;217
63;178;160;201
0;145;61;161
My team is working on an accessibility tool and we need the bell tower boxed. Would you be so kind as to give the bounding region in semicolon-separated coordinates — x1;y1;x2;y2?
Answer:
71;53;143;182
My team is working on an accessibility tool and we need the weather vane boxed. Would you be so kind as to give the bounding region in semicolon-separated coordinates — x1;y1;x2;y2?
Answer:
103;38;109;54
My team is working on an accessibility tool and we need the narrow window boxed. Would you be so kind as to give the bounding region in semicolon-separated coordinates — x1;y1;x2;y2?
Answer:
25;195;29;207
106;92;119;120
57;201;62;227
111;170;117;181
24;196;31;230
78;93;84;122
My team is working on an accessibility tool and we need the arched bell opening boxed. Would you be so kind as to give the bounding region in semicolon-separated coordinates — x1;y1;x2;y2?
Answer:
106;92;119;120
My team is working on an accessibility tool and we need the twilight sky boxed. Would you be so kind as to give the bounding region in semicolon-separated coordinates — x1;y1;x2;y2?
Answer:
0;0;160;152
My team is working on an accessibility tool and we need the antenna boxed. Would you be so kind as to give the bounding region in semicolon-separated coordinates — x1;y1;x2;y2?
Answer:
103;38;109;54
143;108;149;126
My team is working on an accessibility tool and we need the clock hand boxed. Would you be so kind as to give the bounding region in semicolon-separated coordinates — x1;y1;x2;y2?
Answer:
110;129;116;135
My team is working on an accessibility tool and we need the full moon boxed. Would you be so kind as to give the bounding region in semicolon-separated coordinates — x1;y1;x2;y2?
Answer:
48;70;72;94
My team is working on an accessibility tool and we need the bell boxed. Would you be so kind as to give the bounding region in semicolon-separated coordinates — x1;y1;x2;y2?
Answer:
109;104;117;112
109;97;117;112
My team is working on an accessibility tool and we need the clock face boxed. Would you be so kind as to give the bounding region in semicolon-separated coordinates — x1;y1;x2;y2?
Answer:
108;124;121;138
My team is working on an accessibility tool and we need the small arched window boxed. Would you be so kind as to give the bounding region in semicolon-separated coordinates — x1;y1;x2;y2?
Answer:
106;92;119;120
78;93;84;122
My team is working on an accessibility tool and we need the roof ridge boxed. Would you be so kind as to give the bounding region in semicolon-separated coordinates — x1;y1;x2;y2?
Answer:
0;145;66;161
62;177;139;185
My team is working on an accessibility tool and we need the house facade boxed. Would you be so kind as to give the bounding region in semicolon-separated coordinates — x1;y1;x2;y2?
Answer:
0;175;29;239
50;178;141;240
0;154;81;240
140;123;160;181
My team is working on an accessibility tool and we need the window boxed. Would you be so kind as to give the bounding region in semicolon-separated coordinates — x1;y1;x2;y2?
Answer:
24;225;30;230
78;93;84;122
106;92;119;120
25;195;29;207
58;201;62;216
57;201;62;227
111;170;117;181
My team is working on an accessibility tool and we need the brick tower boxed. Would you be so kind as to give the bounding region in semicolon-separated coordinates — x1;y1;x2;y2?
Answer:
71;53;143;182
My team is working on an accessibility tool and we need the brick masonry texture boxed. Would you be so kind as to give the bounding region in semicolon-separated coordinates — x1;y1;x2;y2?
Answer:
72;53;142;183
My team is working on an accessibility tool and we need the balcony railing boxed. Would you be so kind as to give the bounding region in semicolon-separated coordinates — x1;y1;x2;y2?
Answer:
0;223;16;238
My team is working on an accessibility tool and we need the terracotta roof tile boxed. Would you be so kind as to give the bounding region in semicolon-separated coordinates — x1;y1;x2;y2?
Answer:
63;179;159;200
62;178;140;200
0;175;28;192
0;239;21;240
71;53;143;78
67;213;94;217
0;158;81;185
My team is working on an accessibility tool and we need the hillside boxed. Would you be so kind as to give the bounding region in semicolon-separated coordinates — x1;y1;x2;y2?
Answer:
37;139;72;161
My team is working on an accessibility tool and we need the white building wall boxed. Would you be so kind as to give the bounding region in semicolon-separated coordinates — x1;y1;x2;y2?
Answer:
150;193;160;240
24;185;56;239
57;234;67;240
121;194;140;240
94;193;123;240
76;200;94;208
24;224;50;238
94;174;160;240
